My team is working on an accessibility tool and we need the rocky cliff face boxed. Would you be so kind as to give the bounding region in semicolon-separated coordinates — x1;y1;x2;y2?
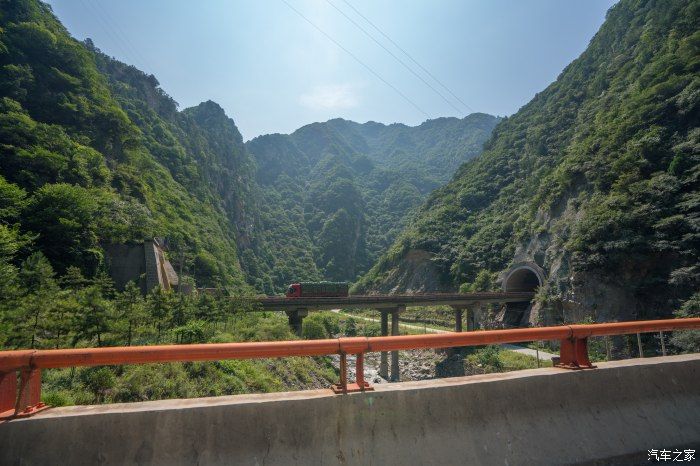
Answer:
357;0;700;324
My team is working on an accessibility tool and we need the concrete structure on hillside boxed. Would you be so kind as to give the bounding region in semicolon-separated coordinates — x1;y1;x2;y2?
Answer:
103;238;179;294
498;261;546;327
2;354;697;465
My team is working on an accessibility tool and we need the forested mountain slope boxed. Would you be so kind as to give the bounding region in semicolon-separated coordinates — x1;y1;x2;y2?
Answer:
0;1;346;399
0;0;497;296
357;0;699;324
247;114;498;285
0;0;255;290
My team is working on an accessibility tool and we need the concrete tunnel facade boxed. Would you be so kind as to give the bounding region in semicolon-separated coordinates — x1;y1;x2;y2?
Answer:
501;262;546;327
502;262;545;293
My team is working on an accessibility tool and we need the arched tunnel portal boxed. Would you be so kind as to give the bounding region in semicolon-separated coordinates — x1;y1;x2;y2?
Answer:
502;263;545;327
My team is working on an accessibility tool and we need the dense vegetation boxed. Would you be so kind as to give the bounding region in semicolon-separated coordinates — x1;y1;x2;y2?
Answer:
0;0;497;296
247;115;498;285
1;0;697;405
357;0;699;328
0;230;342;402
0;0;255;290
0;0;327;400
0;0;499;402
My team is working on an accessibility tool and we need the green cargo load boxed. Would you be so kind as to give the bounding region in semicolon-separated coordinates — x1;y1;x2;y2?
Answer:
300;281;349;297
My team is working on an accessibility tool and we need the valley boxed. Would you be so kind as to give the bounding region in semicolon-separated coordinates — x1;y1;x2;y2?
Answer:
0;0;697;408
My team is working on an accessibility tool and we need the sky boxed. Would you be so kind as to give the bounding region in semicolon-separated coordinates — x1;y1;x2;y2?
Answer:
46;0;618;140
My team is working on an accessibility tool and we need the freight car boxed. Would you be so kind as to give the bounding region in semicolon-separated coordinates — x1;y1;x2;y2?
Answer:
285;281;349;298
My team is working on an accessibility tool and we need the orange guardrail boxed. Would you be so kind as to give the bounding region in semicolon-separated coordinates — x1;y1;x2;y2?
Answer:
1;318;699;420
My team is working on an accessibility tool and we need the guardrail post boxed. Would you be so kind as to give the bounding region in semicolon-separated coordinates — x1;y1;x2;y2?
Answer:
556;337;595;370
0;371;17;419
1;368;48;420
331;352;372;394
18;368;44;414
356;353;366;388
337;353;348;393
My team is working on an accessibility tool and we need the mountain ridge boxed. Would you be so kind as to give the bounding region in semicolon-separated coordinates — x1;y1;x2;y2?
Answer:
246;112;499;287
0;0;498;294
356;0;699;326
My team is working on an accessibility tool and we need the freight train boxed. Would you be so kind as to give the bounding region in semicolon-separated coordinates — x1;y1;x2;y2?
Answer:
285;281;349;298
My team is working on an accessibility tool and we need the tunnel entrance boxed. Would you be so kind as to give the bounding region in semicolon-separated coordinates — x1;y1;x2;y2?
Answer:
502;264;544;327
504;267;541;292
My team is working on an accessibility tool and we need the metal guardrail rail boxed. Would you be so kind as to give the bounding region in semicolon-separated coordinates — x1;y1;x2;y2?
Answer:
1;318;699;419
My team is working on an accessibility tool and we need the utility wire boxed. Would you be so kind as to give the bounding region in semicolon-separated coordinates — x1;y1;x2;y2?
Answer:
79;0;140;69
92;0;152;73
325;0;462;115
281;0;430;119
81;0;151;73
340;0;474;114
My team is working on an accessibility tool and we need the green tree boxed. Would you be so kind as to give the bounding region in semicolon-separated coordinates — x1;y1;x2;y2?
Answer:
19;252;58;348
79;367;116;403
74;285;113;347
174;320;207;344
344;317;358;337
0;175;26;222
45;290;80;349
22;183;100;274
115;282;147;346
147;288;176;343
59;266;89;291
459;270;496;293
0;225;23;346
302;317;326;340
670;293;700;353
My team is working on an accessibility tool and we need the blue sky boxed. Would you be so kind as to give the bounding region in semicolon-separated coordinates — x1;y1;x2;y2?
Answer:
46;0;617;140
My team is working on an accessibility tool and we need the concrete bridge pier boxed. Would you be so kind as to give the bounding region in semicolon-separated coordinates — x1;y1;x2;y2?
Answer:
391;305;405;381
455;304;480;332
286;309;308;337
467;303;479;331
452;306;465;332
379;306;404;381
449;305;478;353
379;310;389;379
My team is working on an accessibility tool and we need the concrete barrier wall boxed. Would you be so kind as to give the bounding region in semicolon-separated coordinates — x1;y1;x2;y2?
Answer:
2;354;698;465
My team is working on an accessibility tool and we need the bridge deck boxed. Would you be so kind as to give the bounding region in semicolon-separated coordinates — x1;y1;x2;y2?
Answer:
255;291;534;311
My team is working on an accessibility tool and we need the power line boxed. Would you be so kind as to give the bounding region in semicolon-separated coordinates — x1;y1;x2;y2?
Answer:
325;0;462;115
340;0;474;114
280;0;430;119
92;0;152;73
80;0;149;72
78;0;139;69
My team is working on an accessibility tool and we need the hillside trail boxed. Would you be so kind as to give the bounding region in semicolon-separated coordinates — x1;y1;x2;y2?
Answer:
329;309;557;361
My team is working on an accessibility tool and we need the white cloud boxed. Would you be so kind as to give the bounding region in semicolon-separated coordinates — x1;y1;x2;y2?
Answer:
299;84;359;110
